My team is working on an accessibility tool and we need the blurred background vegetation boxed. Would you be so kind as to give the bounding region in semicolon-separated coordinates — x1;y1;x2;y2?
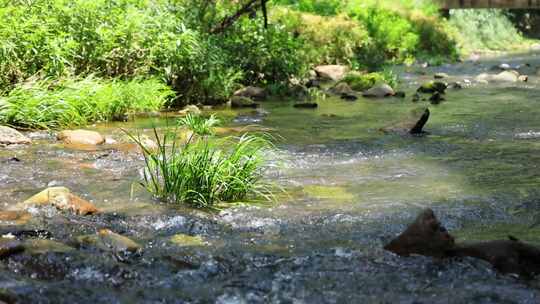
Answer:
0;0;536;127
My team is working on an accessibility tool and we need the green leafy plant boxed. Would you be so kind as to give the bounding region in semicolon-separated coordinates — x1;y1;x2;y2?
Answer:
126;116;275;208
178;114;220;136
0;77;173;129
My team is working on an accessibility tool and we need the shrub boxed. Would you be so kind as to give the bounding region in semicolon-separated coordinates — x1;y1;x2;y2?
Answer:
449;9;524;52
216;16;308;87
272;0;343;16
0;77;173;129
127;116;274;208
341;70;397;91
347;3;458;68
271;7;368;66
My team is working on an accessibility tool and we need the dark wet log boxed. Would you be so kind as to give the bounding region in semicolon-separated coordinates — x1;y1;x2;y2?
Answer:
385;208;540;277
409;108;430;134
384;209;455;258
448;238;540;277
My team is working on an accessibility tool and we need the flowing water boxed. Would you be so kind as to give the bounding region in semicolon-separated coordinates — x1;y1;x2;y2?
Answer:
3;53;540;303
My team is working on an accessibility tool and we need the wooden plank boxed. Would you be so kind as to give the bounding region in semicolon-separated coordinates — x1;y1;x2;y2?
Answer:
438;0;540;9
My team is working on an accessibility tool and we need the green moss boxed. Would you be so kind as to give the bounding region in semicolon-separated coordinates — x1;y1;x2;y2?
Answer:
303;185;354;202
340;72;387;91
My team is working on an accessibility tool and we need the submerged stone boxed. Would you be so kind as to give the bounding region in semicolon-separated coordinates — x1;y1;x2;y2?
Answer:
303;185;354;202
434;72;449;79
0;237;24;258
21;187;98;215
23;239;74;255
170;234;207;247
77;229;141;253
0;211;31;226
293;102;318;109
0;126;31;145
57;130;105;146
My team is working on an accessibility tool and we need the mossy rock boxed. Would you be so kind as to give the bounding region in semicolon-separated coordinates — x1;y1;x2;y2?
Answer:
340;72;387;91
417;81;447;94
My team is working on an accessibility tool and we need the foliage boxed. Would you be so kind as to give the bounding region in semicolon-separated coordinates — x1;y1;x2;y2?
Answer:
449;9;525;52
348;3;458;69
0;0;301;105
178;114;220;136
340;71;397;91
270;7;368;66
272;0;343;16
216;16;307;87
126;118;274;208
273;0;458;70
0;77;173;129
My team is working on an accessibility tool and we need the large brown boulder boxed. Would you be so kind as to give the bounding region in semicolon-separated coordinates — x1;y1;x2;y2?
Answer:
57;130;105;146
0;126;31;145
314;65;349;81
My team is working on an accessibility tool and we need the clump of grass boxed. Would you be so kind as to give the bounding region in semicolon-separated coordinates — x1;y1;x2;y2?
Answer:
177;114;220;136
0;77;173;129
126;116;274;209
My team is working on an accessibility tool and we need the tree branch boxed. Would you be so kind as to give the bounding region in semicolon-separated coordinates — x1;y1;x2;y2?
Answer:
209;0;265;34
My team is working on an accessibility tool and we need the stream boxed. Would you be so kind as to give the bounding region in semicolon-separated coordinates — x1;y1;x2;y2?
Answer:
2;52;540;303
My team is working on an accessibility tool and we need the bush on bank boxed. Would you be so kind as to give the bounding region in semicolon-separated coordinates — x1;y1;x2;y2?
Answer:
0;77;173;129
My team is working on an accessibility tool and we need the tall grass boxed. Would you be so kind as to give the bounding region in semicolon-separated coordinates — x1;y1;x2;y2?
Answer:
0;77;173;129
178;114;220;136
127;115;274;208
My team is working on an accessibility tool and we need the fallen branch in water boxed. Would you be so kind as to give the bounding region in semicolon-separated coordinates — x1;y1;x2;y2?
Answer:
384;209;540;278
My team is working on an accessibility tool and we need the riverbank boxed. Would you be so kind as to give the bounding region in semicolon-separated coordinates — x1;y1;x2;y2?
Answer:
1;1;537;130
